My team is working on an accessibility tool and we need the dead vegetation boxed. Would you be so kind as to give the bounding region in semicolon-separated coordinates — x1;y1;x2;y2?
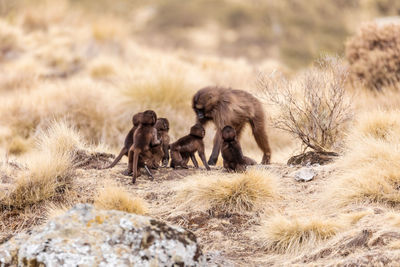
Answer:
346;22;400;91
259;57;352;153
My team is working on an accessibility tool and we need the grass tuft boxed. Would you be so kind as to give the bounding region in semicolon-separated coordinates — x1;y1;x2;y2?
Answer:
94;185;148;215
176;168;279;214
326;110;400;206
259;214;345;254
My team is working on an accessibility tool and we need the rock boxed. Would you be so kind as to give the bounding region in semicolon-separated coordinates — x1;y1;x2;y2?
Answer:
0;204;205;266
292;167;316;182
287;151;338;166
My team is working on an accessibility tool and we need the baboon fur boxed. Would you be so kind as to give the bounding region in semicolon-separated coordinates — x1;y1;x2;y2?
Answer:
192;86;271;165
128;110;160;183
153;118;170;167
170;124;210;170
221;125;256;172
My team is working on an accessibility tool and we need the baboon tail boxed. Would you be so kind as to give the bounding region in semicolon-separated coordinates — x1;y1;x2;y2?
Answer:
103;147;127;169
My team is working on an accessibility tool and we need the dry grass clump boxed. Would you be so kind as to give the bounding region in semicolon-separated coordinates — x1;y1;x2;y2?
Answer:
122;73;193;111
346;23;400;91
1;121;83;208
260;57;352;153
259;214;346;254
94;185;147;215
176;168;279;214
327;110;400;206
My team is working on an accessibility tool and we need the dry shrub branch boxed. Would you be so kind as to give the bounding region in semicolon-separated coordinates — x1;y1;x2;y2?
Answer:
259;57;352;153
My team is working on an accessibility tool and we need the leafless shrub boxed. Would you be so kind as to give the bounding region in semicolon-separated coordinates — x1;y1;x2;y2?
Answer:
346;23;400;91
259;57;352;153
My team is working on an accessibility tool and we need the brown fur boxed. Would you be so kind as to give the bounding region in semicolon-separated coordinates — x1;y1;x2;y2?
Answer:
128;110;160;183
221;125;256;172
170;124;210;170
103;112;142;169
154;118;170;167
192;86;271;165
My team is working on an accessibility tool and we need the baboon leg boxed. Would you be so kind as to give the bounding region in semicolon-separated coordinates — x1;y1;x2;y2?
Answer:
198;149;211;170
208;131;222;165
170;149;182;169
250;116;271;164
104;147;128;169
124;146;134;176
132;149;141;184
162;143;169;167
190;154;199;168
181;155;189;169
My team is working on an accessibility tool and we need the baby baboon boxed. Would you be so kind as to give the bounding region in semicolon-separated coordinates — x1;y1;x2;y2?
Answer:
170;124;210;170
154;118;170;167
221;125;256;172
103;112;142;169
192;86;271;165
128;110;160;183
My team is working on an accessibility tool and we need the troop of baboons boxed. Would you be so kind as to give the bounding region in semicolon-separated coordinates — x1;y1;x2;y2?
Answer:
105;86;271;183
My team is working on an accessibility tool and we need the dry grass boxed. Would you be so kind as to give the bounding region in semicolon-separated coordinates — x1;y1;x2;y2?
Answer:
346;22;400;91
0;121;82;208
326;109;400;206
94;185;147;215
175;168;279;214
259;214;346;254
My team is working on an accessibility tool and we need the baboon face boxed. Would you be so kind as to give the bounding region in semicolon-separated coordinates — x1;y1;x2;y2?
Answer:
222;125;236;141
141;110;157;125
190;124;205;138
155;118;169;132
132;112;143;127
192;88;219;122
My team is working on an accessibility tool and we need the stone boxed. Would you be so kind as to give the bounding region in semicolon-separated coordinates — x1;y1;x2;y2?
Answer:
0;204;205;266
292;167;316;182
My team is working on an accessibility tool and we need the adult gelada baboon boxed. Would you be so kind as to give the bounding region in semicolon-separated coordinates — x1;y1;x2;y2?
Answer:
192;86;271;165
221;125;256;172
103;112;142;169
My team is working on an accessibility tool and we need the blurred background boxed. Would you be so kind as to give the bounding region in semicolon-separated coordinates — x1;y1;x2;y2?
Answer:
1;0;400;162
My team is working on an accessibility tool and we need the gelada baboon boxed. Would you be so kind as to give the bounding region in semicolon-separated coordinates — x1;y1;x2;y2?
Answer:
154;118;170;167
221;125;257;172
192;86;271;165
170;124;210;170
129;110;160;183
103;112;142;169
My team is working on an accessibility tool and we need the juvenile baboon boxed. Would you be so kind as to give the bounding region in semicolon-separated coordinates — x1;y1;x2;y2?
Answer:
170;124;210;170
221;125;256;172
103;112;142;169
128;110;160;183
192;86;271;165
154;118;170;167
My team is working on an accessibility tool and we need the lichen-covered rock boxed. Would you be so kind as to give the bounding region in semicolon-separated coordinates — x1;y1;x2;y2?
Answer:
0;204;205;266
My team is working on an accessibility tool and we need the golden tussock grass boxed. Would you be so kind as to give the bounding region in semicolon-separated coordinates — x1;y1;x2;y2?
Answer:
1;121;82;208
122;73;194;111
94;185;148;215
259;214;347;254
326;109;400;206
175;168;279;214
